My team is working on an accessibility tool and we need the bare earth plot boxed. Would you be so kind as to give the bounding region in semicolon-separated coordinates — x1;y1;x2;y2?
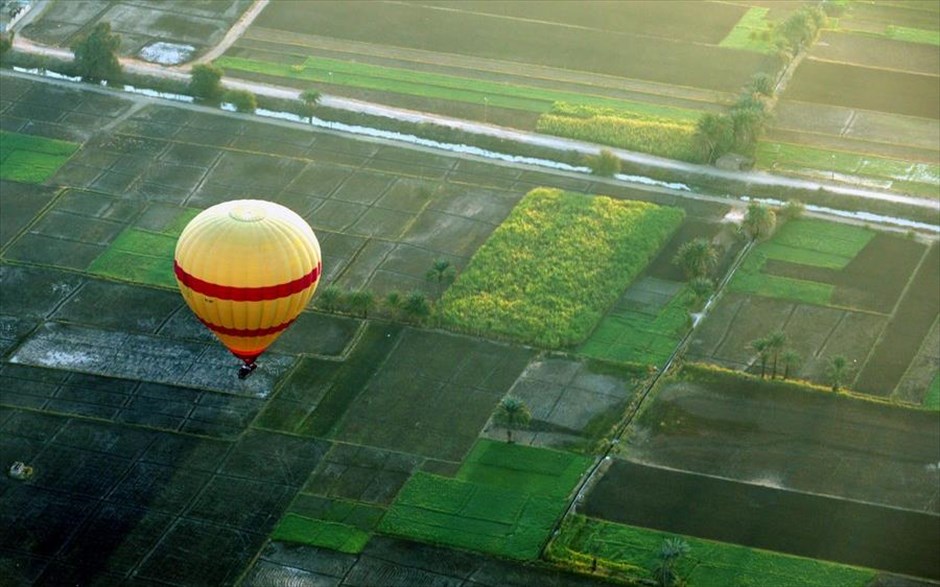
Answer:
19;0;254;62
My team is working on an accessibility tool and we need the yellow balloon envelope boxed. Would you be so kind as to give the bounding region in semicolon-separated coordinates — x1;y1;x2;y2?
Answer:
174;200;321;373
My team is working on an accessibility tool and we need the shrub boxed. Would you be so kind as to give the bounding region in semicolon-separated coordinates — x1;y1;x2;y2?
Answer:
223;89;257;113
584;149;621;177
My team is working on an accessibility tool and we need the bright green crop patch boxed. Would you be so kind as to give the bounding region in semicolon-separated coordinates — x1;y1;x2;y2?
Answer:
924;373;940;410
719;7;774;53
457;439;592;499
379;472;567;560
88;208;200;288
0;131;79;183
380;440;591;559
884;25;940;46
549;516;876;587
729;219;875;306
440;188;684;348
271;514;370;553
579;288;693;368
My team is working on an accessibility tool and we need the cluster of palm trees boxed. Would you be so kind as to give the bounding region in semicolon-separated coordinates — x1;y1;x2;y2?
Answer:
313;258;457;323
750;331;801;380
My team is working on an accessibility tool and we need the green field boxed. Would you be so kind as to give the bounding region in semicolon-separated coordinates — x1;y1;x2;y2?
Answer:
884;25;940;45
216;55;701;121
730;219;874;306
579;288;693;368
925;373;940;410
271;513;371;554
0;131;80;183
440;188;684;348
549;515;877;587
756;142;940;198
536;103;700;162
719;7;774;53
379;440;591;560
88;208;200;288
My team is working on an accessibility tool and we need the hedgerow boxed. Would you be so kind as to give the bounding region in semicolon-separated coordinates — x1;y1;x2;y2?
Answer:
440;188;684;348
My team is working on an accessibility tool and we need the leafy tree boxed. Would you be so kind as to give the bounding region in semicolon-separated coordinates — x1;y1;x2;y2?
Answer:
742;202;776;240
347;290;376;318
673;238;718;280
224;89;256;113
493;396;531;443
765;330;787;379
585;149;621;177
426;259;456;298
695;112;734;163
403;291;431;323
0;31;14;60
70;22;122;82
652;538;690;587
189;63;224;101
781;349;801;380
316;284;342;312
689;277;714;306
750;337;770;379
827;355;851;391
748;72;775;97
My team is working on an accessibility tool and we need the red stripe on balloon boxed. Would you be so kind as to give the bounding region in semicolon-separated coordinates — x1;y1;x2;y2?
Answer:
196;316;298;338
174;261;320;302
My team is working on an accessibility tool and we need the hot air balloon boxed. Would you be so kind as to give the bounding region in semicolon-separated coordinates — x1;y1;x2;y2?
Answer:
174;200;321;379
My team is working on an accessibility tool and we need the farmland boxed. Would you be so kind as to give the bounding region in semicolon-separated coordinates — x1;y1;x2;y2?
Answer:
0;131;79;183
2;0;939;584
761;2;940;197
439;188;684;348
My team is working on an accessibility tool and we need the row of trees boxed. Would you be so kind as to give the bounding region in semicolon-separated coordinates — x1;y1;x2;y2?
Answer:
695;73;773;164
750;330;855;391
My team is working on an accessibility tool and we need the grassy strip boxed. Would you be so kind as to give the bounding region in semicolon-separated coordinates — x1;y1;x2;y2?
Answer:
456;439;592;499
0;131;80;183
884;25;940;46
770;219;875;263
271;513;370;553
730;252;834;305
87;208;201;288
548;515;877;587
299;322;403;437
579;288;693;368
215;55;701;120
756;142;940;197
924;373;940;410
718;7;774;53
440;188;684;348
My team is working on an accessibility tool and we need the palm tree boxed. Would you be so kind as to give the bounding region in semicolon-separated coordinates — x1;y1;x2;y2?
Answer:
652;538;690;587
827;355;851;391
384;291;403;319
403;291;431;323
742;202;776;240
750;337;770;379
765;330;788;379
494;396;531;443
695;112;734;163
730;105;766;151
348;290;375;318
673;238;718;280
781;349;801;380
316;285;342;312
298;88;321;119
425;259;456;298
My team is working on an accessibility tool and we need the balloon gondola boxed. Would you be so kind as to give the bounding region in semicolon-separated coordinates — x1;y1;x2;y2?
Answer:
174;200;321;379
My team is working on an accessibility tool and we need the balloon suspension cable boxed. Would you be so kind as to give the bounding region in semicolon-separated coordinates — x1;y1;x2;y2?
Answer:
237;362;258;380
